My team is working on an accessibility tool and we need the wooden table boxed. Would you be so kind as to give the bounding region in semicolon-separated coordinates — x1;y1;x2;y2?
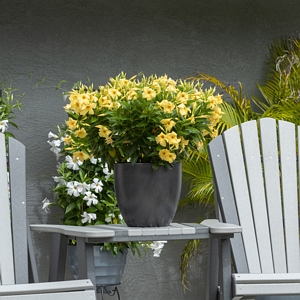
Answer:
31;220;241;299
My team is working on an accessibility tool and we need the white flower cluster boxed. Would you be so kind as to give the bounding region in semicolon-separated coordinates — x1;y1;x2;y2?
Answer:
148;241;167;257
47;131;115;225
0;120;8;133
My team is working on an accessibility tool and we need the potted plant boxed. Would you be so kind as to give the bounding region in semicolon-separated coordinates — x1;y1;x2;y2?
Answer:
62;73;223;226
46;125;142;292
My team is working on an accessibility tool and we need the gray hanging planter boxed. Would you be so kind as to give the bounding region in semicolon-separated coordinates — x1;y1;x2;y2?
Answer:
114;162;182;227
67;245;127;288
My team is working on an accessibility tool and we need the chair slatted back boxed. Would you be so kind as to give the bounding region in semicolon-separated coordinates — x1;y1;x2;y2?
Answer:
0;133;15;284
8;136;29;283
208;118;300;274
0;133;31;285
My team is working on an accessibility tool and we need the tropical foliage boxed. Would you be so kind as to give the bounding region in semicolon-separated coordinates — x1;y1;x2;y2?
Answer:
62;73;224;170
180;36;300;289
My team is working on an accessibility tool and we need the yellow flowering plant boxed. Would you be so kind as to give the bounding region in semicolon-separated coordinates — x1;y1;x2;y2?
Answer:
63;73;223;170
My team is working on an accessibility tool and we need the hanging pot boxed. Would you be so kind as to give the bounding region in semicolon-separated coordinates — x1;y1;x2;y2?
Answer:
67;245;127;288
114;162;182;227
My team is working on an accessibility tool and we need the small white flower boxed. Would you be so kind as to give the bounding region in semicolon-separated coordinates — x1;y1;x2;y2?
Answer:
149;241;167;257
83;191;98;206
41;198;51;213
118;214;123;221
48;131;59;139
47;139;61;155
66;181;80;197
105;213;115;223
53;176;66;186
103;166;113;180
90;156;98;165
81;212;97;224
0;120;8;133
65;155;83;170
91;178;103;193
77;182;90;194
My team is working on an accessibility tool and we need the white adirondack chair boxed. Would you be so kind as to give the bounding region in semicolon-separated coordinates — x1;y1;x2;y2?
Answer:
208;118;300;300
0;133;96;299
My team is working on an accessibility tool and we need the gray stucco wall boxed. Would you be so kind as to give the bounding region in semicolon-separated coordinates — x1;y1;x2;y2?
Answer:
1;1;299;299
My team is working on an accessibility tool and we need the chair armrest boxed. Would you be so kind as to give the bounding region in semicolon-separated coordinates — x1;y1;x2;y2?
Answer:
200;219;242;234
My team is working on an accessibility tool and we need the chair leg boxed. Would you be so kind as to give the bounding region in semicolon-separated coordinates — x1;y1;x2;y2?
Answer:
48;233;67;281
219;238;232;300
206;238;219;300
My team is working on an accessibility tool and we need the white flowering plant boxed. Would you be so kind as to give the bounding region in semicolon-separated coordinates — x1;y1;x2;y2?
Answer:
47;126;141;255
0;86;21;137
63;73;223;170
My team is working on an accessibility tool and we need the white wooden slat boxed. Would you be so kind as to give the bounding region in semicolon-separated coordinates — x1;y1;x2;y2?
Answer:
166;225;182;235
0;133;15;284
126;227;143;236
240;120;274;273
141;227;169;236
170;223;196;234
260;118;287;273
278;120;300;273
208;136;249;273
223;125;261;273
0;279;94;295
0;290;96;300
233;273;300;283
234;283;300;297
8;137;28;284
30;224;115;238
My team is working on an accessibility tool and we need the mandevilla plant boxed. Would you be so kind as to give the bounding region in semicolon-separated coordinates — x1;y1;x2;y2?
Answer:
63;73;223;170
47;126;141;255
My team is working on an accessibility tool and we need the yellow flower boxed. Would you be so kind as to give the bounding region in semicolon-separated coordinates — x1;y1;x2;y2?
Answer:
166;131;180;149
177;92;189;104
159;100;175;113
208;106;224;126
108;88;121;98
66;118;78;130
197;141;204;151
80;101;97;115
126;90;138;100
160;119;176;132
69;98;82;114
105;136;113;145
210;128;218;138
63;135;73;145
207;94;223;109
74;128;87;138
99;96;109;107
78;93;90;102
180;136;189;150
166;84;177;93
152;81;161;94
142;87;156;101
155;132;168;147
119;78;130;87
159;149;176;163
73;151;89;162
187;114;195;123
178;103;190;116
96;125;112;138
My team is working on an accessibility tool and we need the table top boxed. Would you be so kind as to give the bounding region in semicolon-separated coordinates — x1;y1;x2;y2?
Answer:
30;220;241;242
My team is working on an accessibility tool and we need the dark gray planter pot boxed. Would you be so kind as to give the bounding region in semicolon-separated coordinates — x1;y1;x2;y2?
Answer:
67;245;127;288
114;162;182;227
